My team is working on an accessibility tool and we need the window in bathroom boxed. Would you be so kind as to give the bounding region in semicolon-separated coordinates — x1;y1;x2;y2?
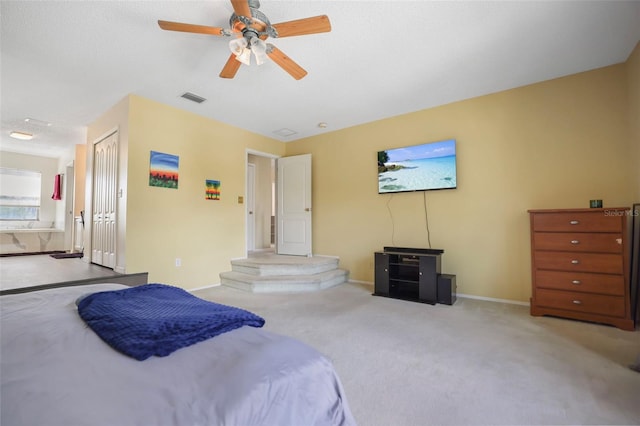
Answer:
0;167;41;220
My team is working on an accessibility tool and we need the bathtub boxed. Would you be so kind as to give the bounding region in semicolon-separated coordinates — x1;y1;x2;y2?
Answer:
1;228;66;255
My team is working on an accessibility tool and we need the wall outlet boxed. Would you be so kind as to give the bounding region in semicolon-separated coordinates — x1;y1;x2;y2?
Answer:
175;258;181;267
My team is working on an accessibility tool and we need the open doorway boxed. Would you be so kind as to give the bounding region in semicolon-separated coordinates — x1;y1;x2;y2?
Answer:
247;152;276;255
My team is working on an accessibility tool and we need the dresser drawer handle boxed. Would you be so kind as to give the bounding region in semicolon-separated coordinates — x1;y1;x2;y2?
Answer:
569;220;580;225
572;300;582;305
571;260;580;264
571;280;581;285
570;240;580;244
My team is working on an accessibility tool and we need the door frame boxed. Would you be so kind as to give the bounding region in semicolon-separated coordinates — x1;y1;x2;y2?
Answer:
245;149;278;256
86;127;119;268
246;163;256;252
64;163;75;252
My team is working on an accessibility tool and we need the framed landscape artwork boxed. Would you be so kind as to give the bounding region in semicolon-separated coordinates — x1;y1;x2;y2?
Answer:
149;151;179;189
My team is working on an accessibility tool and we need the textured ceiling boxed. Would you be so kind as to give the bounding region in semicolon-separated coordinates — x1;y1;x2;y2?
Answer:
1;0;639;159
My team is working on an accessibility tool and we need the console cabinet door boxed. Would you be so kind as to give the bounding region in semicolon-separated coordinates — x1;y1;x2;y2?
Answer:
418;256;438;303
374;252;389;296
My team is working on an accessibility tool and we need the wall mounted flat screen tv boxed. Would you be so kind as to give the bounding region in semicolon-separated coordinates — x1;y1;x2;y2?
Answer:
378;139;457;194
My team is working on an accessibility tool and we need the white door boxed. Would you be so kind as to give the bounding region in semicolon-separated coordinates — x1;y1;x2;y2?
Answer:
247;163;256;252
64;164;74;252
91;132;117;268
276;154;312;256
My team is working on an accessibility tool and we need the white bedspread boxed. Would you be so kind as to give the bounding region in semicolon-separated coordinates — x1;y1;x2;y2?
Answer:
1;284;356;426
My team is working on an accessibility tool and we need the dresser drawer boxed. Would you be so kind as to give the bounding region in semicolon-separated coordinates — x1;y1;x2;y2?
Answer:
534;270;625;296
532;232;623;253
535;289;626;317
534;251;623;274
532;211;623;233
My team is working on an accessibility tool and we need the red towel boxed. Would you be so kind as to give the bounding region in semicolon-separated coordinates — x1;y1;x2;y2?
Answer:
52;174;62;200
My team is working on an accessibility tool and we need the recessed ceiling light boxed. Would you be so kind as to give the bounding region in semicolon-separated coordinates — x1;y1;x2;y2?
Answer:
317;122;328;128
9;131;34;140
273;128;297;137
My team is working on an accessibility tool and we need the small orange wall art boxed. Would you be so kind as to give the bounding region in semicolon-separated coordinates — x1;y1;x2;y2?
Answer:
149;151;179;189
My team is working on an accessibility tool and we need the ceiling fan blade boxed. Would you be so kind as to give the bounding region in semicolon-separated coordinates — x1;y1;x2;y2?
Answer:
220;53;242;79
158;20;227;36
271;15;331;38
230;0;252;18
266;44;307;80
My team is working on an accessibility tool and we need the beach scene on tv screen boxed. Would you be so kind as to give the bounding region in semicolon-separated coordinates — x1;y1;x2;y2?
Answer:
378;139;457;193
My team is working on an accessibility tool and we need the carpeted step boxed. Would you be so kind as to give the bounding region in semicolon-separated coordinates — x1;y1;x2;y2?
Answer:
229;255;339;276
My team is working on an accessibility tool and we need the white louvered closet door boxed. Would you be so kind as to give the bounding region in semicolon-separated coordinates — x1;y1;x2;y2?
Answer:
92;132;118;268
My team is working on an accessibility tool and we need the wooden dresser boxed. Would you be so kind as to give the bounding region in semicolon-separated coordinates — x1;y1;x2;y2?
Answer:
528;208;634;331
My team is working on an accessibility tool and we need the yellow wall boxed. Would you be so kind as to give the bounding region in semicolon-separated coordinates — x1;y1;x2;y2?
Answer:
84;50;637;299
123;96;284;289
627;42;640;200
286;63;635;302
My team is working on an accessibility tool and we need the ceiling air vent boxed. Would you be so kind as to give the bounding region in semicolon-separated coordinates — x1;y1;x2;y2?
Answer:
180;92;206;104
273;128;297;137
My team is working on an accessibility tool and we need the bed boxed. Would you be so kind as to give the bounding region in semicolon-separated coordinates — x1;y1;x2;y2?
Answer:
1;283;356;426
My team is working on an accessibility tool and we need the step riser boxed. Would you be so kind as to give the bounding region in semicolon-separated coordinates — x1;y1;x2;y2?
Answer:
220;270;349;293
221;254;348;293
231;262;338;276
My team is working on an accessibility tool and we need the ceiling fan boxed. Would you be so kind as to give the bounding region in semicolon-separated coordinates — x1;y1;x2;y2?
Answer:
158;0;331;80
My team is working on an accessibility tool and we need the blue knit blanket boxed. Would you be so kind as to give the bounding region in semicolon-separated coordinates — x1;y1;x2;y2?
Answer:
77;284;265;361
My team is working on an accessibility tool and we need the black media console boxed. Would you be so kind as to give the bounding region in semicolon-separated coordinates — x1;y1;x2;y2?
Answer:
373;247;456;305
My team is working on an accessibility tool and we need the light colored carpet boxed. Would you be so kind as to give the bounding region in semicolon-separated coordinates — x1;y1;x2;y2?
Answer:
195;283;640;426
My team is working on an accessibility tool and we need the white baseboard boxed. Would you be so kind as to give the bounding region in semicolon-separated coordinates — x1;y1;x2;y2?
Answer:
457;293;529;306
189;283;221;292
350;280;529;306
314;253;340;259
348;279;373;286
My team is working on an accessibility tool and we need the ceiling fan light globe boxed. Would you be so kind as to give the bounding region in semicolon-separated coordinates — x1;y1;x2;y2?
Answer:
236;48;252;65
254;52;267;65
228;37;248;56
250;38;268;65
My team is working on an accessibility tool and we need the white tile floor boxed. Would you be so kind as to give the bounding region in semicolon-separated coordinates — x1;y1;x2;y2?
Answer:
0;254;120;292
